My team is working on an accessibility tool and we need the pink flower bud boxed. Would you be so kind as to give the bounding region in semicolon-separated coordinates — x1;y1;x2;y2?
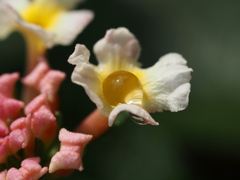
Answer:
0;170;7;179
24;94;48;115
0;137;10;163
49;128;92;173
31;105;57;143
0;93;24;121
8;129;27;154
22;58;49;89
39;70;66;102
6;157;48;180
0;120;9;137
0;72;19;98
10;116;35;157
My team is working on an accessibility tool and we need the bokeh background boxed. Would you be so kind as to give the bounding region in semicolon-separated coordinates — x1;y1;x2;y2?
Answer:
0;0;240;179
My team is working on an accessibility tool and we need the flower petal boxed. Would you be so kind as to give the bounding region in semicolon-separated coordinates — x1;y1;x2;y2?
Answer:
0;137;10;163
39;70;66;102
0;120;9;137
16;20;56;48
49;128;92;173
141;53;193;112
68;44;112;116
0;170;7;179
31;105;57;143
0;2;17;39
22;57;50;89
24;94;48;115
0;72;19;98
6;157;48;180
52;10;94;45
3;0;29;12
0;1;56;47
93;27;141;69
108;104;159;127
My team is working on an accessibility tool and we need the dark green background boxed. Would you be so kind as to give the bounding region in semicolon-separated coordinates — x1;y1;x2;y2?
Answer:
0;0;240;179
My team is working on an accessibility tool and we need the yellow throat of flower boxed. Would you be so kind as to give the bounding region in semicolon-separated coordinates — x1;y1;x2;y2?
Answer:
102;71;143;107
20;1;64;29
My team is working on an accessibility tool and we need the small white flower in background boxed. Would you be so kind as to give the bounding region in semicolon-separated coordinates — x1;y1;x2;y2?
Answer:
68;27;193;126
0;0;94;48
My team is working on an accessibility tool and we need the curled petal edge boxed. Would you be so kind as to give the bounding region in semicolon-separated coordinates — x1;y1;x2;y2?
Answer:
108;104;159;127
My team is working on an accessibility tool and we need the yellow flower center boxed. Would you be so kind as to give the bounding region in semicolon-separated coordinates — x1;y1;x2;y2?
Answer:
20;1;63;29
102;71;143;107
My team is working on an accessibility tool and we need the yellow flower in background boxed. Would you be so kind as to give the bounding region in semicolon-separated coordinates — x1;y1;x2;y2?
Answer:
0;0;94;48
0;0;93;73
68;27;193;126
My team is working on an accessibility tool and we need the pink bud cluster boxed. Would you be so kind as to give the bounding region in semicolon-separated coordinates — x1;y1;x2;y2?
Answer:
0;59;92;179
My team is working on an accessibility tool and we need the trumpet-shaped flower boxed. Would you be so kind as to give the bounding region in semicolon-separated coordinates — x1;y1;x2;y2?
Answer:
0;0;94;73
0;0;94;48
68;27;193;126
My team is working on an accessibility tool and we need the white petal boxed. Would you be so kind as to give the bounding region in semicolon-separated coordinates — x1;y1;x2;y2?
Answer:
108;104;159;127
52;10;94;45
68;44;113;116
93;27;141;67
3;0;29;11
0;2;56;47
141;53;193;112
68;44;90;65
0;2;17;39
16;20;56;48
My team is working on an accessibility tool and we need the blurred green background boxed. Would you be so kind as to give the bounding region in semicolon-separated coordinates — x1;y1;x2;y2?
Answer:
0;0;240;179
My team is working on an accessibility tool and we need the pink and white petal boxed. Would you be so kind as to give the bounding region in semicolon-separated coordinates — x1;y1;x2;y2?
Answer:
93;27;141;68
52;10;94;45
0;2;18;39
141;53;193;112
68;44;112;116
109;104;159;127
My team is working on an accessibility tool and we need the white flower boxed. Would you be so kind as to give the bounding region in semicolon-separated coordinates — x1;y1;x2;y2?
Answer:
68;27;193;126
0;0;94;48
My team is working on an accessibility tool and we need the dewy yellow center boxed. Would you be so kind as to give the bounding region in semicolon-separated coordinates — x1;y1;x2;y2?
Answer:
102;71;143;107
20;1;63;29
